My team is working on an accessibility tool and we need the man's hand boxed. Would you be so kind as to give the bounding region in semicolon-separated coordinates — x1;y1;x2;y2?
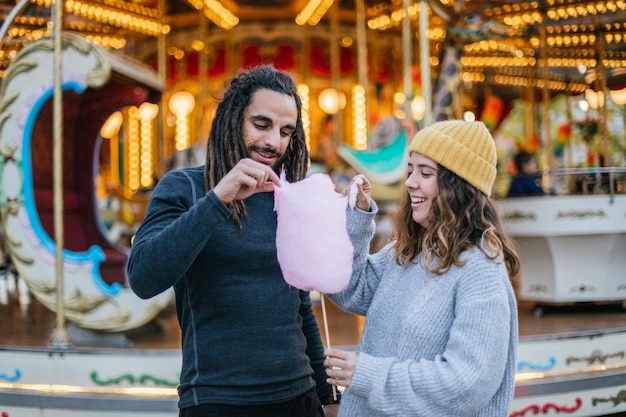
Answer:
213;158;281;204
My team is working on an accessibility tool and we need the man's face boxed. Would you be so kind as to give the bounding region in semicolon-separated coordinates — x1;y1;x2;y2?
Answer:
243;88;298;169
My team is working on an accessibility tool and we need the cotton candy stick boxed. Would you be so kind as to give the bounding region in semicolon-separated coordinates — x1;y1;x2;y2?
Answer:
320;294;338;401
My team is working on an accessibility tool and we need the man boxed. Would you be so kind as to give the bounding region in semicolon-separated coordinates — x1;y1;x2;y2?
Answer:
127;65;339;417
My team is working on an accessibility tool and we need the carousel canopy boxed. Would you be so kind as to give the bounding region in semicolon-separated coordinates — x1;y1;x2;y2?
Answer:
0;0;624;104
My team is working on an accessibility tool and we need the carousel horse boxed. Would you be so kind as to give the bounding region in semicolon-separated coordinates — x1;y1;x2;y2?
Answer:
0;32;173;332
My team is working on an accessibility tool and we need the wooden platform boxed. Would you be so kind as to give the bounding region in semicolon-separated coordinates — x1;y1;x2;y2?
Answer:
3;292;626;350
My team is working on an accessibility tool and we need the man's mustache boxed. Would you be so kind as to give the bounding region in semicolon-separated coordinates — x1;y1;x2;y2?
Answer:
249;145;281;158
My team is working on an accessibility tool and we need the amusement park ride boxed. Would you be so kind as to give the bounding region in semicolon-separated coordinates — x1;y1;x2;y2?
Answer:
0;0;625;416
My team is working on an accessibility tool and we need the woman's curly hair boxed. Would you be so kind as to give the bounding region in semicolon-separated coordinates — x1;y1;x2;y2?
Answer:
391;165;520;280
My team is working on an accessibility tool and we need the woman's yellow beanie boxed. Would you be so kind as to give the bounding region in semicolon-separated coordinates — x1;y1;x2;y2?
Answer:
408;120;497;196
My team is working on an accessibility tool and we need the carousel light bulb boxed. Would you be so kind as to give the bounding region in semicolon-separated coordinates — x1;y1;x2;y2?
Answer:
578;99;590;112
318;88;346;115
463;111;476;122
411;96;426;121
609;87;626;105
168;91;195;114
584;89;604;109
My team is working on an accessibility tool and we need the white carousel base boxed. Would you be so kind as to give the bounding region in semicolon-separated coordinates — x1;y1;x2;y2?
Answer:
499;194;626;304
3;328;626;416
0;346;180;416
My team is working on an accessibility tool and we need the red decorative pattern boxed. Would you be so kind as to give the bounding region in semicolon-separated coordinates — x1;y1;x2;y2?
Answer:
509;397;582;416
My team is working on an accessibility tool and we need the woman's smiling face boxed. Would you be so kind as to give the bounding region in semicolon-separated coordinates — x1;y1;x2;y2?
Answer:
405;152;439;228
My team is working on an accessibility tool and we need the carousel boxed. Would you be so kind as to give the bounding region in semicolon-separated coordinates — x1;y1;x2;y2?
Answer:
0;0;625;416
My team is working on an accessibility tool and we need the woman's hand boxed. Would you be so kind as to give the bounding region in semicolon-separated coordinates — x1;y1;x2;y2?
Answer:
346;174;372;212
324;348;359;388
213;158;280;204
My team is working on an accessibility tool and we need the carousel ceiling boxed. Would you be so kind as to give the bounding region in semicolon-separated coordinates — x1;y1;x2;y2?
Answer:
0;0;625;102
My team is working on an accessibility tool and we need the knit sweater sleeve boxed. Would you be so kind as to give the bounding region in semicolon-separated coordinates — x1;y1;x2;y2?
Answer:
127;168;231;299
326;202;390;316
348;255;516;416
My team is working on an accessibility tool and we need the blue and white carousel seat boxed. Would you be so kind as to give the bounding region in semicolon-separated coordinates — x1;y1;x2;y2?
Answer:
0;31;173;332
337;121;409;185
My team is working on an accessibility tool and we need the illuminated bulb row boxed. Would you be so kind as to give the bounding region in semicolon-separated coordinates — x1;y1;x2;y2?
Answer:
295;0;334;26
127;107;141;192
425;27;447;42
489;0;626;22
545;34;597;47
366;1;624;31
604;57;626;67
29;0;161;35
204;0;238;30
308;0;334;26
545;1;626;21
492;73;587;93
14;15;47;26
461;71;485;83
174;113;190;151
85;35;126;49
366;3;420;31
31;0;158;17
7;27;47;42
545;57;596;67
352;85;367;150
6;25;126;50
184;0;238;30
462;55;536;68
521;33;622;50
547;22;626;34
501;12;544;28
295;0;324;25
64;0;161;35
297;84;311;146
138;103;158;189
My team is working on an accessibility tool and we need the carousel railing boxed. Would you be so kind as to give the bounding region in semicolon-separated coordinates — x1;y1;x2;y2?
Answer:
545;167;626;203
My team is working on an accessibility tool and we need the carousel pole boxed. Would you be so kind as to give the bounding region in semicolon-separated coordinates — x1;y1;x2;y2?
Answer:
330;0;342;149
595;18;609;167
49;0;71;349
157;0;167;176
419;0;433;126
198;12;209;144
402;0;412;119
539;14;552;192
355;0;368;142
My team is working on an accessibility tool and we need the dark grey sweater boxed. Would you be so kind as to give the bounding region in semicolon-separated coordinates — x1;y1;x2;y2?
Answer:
127;166;332;409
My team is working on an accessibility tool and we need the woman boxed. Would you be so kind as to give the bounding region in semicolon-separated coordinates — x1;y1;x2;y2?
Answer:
325;120;520;416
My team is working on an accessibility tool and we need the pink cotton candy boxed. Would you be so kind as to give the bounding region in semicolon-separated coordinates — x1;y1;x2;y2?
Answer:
274;173;353;294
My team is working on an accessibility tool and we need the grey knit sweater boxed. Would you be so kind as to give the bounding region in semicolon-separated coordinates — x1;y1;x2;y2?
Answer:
328;204;518;417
